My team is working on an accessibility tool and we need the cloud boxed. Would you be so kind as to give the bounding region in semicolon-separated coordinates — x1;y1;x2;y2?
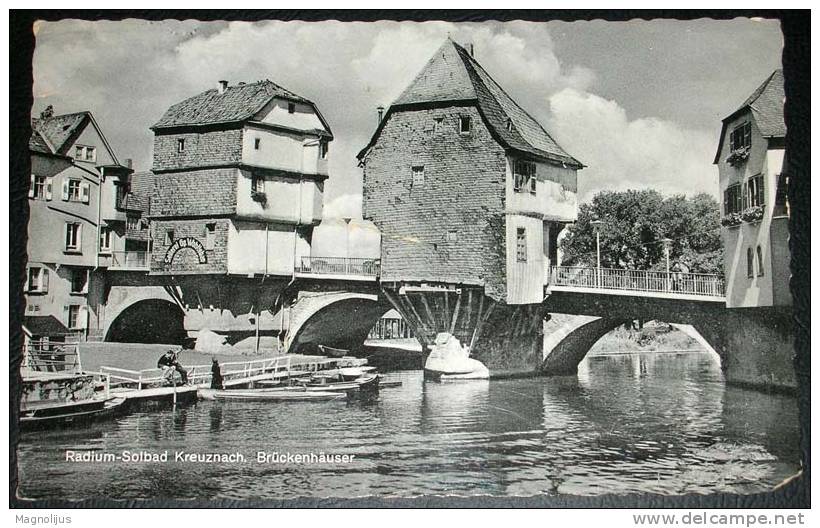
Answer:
547;88;719;202
322;193;362;219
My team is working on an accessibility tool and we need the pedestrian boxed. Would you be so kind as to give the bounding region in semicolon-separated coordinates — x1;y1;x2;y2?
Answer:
210;358;224;390
157;347;189;386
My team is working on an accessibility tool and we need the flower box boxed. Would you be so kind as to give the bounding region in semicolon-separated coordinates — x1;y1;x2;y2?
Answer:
727;147;750;166
251;191;267;204
741;205;764;223
721;212;742;227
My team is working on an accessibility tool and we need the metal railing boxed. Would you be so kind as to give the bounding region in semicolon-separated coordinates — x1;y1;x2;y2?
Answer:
549;266;725;298
23;341;83;373
99;355;336;390
295;256;380;277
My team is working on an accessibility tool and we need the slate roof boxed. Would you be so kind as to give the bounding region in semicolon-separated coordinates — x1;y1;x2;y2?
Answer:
29;129;54;154
152;80;313;129
713;70;785;164
31;112;89;155
121;171;153;215
362;39;582;168
23;315;70;337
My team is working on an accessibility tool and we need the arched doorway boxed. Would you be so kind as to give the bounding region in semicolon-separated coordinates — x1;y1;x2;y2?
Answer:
105;299;187;345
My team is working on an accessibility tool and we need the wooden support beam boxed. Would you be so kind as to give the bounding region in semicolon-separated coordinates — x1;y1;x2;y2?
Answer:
383;288;427;338
443;291;450;332
419;293;438;333
469;300;496;351
463;289;474;330
449;291;463;335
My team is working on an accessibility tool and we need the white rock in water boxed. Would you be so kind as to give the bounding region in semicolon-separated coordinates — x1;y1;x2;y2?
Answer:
194;329;230;354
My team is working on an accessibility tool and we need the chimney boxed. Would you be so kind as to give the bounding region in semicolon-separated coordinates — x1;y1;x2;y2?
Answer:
218;80;228;94
377;105;385;125
40;105;54;119
124;158;133;169
468;43;475;57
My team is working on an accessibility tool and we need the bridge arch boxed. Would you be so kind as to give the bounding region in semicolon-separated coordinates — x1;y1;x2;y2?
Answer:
540;314;724;376
104;298;186;344
284;292;393;354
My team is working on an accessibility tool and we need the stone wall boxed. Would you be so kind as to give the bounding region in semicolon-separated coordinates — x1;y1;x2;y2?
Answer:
362;105;508;301
153;128;243;172
151;218;230;274
151;167;238;218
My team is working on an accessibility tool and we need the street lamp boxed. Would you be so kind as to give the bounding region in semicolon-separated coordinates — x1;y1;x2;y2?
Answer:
590;220;604;287
661;238;672;291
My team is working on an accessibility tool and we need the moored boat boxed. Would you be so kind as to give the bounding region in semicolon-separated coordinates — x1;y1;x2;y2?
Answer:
199;388;345;402
20;396;126;431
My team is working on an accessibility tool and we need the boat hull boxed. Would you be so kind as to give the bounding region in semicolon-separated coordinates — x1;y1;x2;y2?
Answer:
199;389;345;402
19;397;126;431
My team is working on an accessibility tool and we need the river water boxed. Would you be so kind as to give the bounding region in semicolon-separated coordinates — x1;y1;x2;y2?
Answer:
16;351;800;500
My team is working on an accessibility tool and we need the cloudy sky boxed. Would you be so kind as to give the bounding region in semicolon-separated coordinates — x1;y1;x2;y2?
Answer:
33;18;782;217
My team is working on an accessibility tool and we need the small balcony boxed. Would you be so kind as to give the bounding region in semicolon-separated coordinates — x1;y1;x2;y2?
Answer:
108;251;150;271
294;256;380;280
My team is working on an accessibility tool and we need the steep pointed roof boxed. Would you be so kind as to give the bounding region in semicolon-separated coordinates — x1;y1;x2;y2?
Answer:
713;70;785;164
360;39;582;168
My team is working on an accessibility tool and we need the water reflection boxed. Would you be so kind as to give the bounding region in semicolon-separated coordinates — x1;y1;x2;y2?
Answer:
16;353;799;500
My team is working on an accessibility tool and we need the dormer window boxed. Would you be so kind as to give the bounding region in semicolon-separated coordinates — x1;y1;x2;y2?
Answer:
459;115;471;135
730;122;752;151
288;102;296;114
506;118;513;132
177;138;185;153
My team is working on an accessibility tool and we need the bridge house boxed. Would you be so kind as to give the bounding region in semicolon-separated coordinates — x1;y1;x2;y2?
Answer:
25;107;135;345
358;39;583;368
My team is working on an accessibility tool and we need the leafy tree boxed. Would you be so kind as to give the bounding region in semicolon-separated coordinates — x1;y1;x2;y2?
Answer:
559;190;723;275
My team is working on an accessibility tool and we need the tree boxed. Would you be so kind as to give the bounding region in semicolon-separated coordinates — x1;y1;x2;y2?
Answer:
559;190;723;275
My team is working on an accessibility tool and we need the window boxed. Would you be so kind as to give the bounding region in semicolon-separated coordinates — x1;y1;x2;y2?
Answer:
288;102;296;114
724;184;742;215
252;174;265;194
65;222;81;251
319;140;329;159
747;174;765;208
446;231;458;243
67;179;81;201
730;122;752;151
516;228;527;263
205;223;216;250
115;182;129;209
459;115;471;134
756;245;765;277
774;173;789;216
433;117;444;133
67;305;81;329
506;118;513;132
27;266;49;293
177;138;185;152
70;268;88;294
747;247;754;278
31;175;48;199
412;166;425;187
99;227;112;252
513;160;537;194
74;145;96;162
165;229;175;245
254;137;261;150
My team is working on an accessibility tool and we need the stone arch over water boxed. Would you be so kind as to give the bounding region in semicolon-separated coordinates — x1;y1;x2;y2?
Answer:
105;298;187;345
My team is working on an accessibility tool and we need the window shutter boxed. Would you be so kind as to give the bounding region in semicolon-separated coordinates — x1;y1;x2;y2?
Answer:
80;182;90;204
63;305;70;327
46;177;53;200
77;224;83;249
61;179;69;201
79;306;89;329
63;223;69;250
24;269;29;292
28;175;35;198
41;268;49;293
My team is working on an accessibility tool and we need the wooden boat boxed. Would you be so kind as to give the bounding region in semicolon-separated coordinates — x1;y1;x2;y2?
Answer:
19;396;126;431
317;345;350;358
377;380;403;389
199;388;345;402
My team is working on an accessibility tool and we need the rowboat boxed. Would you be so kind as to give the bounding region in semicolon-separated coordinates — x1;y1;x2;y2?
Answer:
317;345;350;358
199;389;345;402
282;373;380;393
19;396;126;431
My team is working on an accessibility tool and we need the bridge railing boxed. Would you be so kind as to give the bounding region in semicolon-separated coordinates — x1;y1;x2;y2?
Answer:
549;266;725;298
295;256;380;277
109;251;150;270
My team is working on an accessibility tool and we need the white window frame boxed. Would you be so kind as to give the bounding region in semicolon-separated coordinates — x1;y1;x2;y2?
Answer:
67;179;82;201
516;227;527;263
459;115;471;135
67;305;81;330
252;174;265;194
74;145;96;162
65;222;82;252
177;138;185;152
27;266;49;293
99;226;112;253
513;160;537;195
412;166;425;187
